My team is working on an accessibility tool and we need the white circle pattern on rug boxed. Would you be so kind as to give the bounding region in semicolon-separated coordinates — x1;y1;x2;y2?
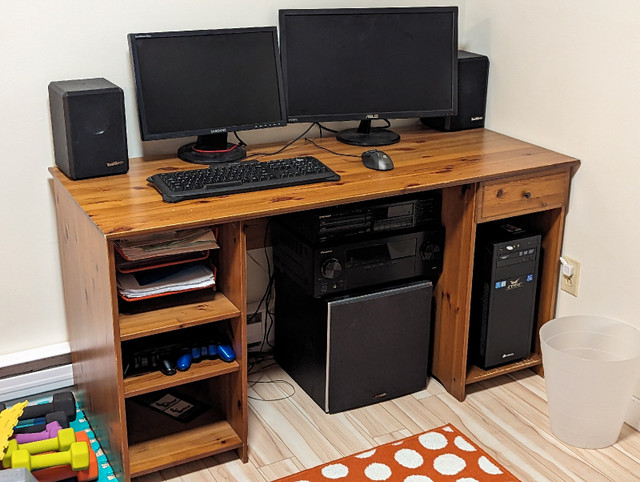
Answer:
394;448;424;469
287;426;510;481
418;432;448;450
454;435;477;452
356;449;377;459
321;463;349;479
478;455;503;475
364;462;392;480
433;453;466;475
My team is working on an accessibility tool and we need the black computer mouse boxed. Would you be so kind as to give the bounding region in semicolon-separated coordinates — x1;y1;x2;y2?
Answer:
361;149;394;171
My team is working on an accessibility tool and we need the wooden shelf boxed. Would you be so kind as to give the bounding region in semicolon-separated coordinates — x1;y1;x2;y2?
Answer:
465;353;542;385
126;399;243;478
123;358;240;398
119;291;241;341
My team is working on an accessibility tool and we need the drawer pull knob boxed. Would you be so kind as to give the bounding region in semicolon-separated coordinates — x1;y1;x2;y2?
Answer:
496;189;504;198
523;191;532;199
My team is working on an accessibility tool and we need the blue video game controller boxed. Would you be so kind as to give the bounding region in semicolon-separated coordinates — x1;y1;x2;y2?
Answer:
207;344;219;359
217;343;235;362
176;350;192;371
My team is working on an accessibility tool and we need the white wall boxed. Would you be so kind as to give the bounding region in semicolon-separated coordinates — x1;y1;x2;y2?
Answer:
462;0;640;323
1;1;638;370
461;0;640;399
0;0;461;356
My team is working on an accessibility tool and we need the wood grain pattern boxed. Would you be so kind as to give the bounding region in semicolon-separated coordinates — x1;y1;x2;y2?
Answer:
48;127;579;239
119;291;241;341
432;184;477;401
52;180;128;478
476;169;570;222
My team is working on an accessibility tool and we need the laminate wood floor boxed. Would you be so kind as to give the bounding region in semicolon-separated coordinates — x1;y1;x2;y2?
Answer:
134;361;640;481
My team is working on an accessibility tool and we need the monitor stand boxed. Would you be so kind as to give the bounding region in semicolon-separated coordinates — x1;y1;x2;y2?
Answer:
178;133;246;164
336;120;401;147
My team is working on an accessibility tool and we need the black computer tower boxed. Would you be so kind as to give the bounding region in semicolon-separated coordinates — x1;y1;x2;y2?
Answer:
275;274;432;413
470;224;541;369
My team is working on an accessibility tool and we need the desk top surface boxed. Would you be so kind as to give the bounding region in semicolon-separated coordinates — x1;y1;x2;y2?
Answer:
49;125;580;238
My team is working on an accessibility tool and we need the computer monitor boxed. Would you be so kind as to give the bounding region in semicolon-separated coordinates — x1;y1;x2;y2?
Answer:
279;7;458;147
128;27;286;164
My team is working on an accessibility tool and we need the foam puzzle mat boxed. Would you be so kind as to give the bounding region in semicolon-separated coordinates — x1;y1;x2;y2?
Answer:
7;393;117;482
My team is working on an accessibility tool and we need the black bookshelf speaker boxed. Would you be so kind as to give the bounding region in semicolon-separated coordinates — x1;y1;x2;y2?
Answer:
48;78;128;180
422;50;489;131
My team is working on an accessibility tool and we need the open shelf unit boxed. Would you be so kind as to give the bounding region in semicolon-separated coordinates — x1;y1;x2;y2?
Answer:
113;222;248;477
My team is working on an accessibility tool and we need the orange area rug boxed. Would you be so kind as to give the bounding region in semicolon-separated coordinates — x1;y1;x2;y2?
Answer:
275;424;519;481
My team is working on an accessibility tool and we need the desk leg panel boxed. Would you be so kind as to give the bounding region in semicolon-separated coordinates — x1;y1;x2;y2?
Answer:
527;207;567;376
52;180;127;479
433;184;477;401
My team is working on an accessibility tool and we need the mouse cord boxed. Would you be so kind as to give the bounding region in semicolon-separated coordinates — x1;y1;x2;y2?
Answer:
304;137;361;158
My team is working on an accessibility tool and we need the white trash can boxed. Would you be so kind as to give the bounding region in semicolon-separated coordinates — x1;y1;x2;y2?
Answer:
540;315;640;448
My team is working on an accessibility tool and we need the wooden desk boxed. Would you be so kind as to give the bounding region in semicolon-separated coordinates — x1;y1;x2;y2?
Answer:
49;126;579;481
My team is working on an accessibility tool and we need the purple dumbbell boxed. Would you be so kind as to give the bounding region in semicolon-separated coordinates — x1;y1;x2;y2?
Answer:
14;421;63;444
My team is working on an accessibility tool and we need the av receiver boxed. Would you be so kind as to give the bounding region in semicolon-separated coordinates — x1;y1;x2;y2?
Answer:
273;222;444;297
276;192;441;244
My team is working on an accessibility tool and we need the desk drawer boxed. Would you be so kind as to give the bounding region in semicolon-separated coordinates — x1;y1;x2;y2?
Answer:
477;170;570;222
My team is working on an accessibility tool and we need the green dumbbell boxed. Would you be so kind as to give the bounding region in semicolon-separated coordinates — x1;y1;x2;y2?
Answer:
10;441;90;472
2;428;76;468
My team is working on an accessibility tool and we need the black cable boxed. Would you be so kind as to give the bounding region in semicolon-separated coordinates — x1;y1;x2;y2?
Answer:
304;137;361;159
232;132;248;146
242;123;320;159
317;122;339;135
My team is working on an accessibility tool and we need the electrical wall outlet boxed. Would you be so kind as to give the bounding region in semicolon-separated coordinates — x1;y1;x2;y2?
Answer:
560;255;580;297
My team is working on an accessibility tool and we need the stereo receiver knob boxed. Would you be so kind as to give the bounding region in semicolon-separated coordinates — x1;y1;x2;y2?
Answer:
321;258;343;279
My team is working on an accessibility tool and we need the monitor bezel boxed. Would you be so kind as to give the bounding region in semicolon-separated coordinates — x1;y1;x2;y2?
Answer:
278;7;459;125
128;26;288;143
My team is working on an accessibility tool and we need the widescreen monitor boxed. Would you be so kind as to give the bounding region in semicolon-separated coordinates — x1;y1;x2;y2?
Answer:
279;7;458;146
128;27;286;163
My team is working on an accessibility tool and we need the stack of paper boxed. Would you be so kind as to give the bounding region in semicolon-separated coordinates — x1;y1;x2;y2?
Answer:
117;264;215;300
115;228;219;261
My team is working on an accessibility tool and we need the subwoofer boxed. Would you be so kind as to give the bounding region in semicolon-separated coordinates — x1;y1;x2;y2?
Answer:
48;78;128;180
275;274;432;413
422;50;489;131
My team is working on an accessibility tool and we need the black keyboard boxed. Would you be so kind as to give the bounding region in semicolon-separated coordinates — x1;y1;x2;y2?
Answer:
147;156;341;203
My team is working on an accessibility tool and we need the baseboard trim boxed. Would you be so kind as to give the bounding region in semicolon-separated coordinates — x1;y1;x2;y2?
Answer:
0;342;74;402
0;364;74;402
0;342;71;379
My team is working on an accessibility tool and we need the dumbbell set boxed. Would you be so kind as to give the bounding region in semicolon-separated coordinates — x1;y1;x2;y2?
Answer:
1;391;99;481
